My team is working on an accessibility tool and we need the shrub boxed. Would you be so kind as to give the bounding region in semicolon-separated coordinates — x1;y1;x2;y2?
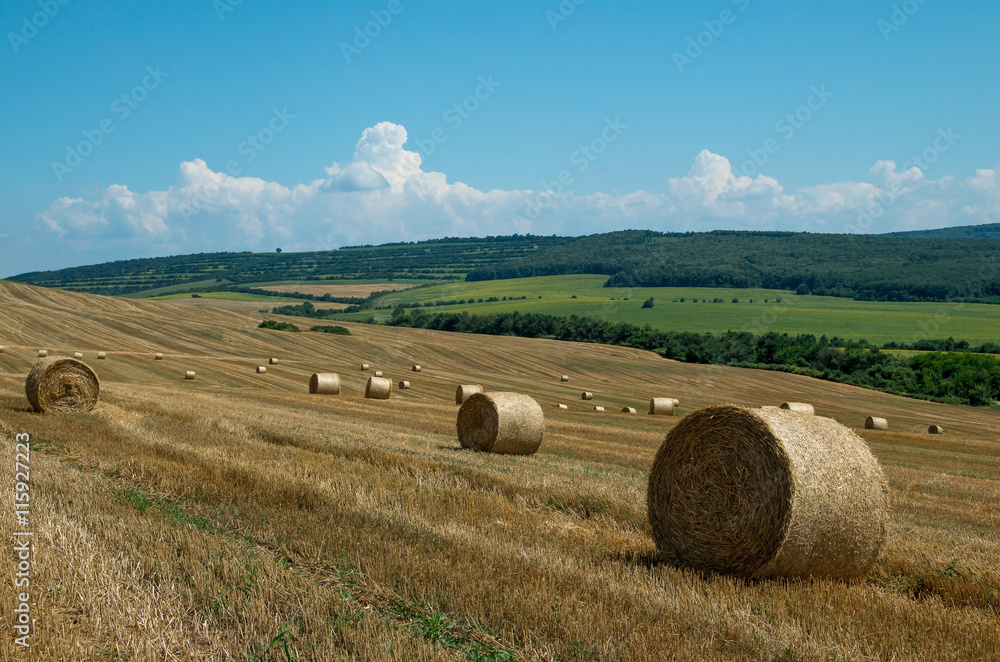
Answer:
310;325;352;335
641;297;655;309
258;320;300;332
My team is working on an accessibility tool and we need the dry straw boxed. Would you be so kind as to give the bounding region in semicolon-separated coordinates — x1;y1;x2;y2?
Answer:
455;384;483;405
256;366;267;374
581;391;594;401
560;375;569;382
865;416;888;430
185;371;196;380
25;357;100;414
398;381;411;390
647;405;889;580
412;364;422;372
649;398;675;416
37;350;47;358
309;373;341;395
781;402;815;415
73;352;83;359
269;358;279;365
622;407;638;414
457;392;544;455
97;352;106;360
928;424;944;434
155;353;164;361
365;376;392;400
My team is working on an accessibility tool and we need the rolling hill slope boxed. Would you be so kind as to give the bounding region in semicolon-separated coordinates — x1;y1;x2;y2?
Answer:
0;280;998;659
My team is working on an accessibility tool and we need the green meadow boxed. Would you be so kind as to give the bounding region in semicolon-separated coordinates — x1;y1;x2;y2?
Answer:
327;275;1000;346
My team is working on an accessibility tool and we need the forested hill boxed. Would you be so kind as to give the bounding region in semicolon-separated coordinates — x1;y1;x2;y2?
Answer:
10;227;1000;302
465;230;1000;302
884;223;1000;239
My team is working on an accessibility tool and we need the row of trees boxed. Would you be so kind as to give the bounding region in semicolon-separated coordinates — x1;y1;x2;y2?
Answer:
381;308;1000;406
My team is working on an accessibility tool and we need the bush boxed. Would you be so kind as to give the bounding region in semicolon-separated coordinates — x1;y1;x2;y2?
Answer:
641;297;655;309
258;320;300;332
732;298;740;303
310;325;352;335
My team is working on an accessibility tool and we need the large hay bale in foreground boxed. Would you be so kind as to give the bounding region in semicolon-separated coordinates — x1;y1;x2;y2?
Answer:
928;425;944;435
309;373;341;395
649;398;675;416
865;416;888;430
25;357;100;413
365;376;392;400
457;392;544;455
648;405;889;580
456;384;483;405
581;391;593;401
185;371;196;380
781;402;815;415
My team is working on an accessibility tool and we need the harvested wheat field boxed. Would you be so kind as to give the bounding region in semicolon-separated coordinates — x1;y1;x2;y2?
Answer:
0;280;998;661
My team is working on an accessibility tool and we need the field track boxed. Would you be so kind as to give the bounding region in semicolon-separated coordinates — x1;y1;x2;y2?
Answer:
1;280;998;660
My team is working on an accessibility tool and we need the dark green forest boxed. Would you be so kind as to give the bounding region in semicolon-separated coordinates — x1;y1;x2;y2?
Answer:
380;308;1000;407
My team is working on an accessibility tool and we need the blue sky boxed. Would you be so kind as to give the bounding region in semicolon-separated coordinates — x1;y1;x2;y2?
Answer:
1;0;998;277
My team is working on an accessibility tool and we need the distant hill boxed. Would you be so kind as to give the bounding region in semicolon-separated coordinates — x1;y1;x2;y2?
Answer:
10;228;1000;303
884;223;1000;239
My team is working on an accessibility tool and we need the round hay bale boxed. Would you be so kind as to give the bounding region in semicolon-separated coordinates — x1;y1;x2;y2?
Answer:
412;364;422;372
398;380;411;390
185;371;196;380
25;357;100;413
37;350;48;358
581;391;593;401
374;370;384;378
556;404;568;410
455;384;483;405
154;353;164;361
97;352;107;360
647;405;889;580
309;373;341;395
649;398;675;416
73;352;83;359
365;376;392;400
593;406;605;412
780;402;815;415
672;398;681;407
256;366;267;374
560;375;569;382
0;346;4;353
622;407;638;414
928;425;944;435
269;358;279;365
457;392;544;455
865;416;888;431
360;363;370;371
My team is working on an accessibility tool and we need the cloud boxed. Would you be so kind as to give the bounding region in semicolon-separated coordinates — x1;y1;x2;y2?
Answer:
33;122;1000;266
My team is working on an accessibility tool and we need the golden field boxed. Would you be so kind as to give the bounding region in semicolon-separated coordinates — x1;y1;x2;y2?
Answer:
0;280;998;661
